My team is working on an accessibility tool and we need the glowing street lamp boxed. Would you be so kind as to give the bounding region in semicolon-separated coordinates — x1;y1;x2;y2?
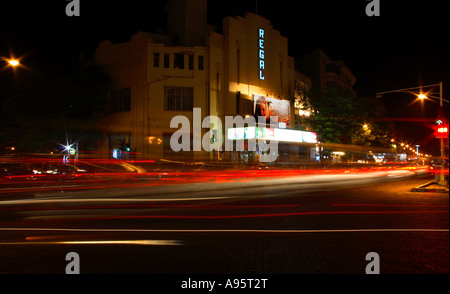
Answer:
418;93;427;100
377;82;448;185
8;59;19;66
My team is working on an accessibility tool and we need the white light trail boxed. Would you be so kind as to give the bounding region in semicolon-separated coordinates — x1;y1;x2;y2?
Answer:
0;227;447;234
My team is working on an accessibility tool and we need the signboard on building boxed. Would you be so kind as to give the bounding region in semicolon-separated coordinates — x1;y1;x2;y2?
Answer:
253;94;290;127
227;127;317;144
258;28;265;80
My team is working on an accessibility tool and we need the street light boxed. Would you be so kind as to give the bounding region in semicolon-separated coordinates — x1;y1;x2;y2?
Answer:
376;83;449;103
2;57;20;67
418;93;427;99
376;82;448;186
8;59;19;66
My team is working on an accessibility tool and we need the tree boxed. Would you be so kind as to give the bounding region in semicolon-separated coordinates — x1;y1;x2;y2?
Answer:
305;87;360;144
304;86;393;147
351;123;391;147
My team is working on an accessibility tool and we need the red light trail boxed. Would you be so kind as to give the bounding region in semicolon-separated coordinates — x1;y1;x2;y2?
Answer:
65;210;448;221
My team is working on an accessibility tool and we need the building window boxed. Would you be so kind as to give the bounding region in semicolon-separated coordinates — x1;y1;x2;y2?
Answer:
111;87;131;113
174;54;184;69
325;80;338;89
343;74;352;86
325;63;341;76
164;53;170;68
280;59;283;89
153;52;160;67
188;55;194;70
164;87;194;111
237;48;240;83
198;56;204;70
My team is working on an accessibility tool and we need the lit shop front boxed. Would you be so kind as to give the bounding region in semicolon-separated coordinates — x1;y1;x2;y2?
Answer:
226;125;319;164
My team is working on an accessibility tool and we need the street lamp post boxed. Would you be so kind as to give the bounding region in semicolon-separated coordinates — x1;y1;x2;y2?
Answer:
437;82;446;185
376;82;448;186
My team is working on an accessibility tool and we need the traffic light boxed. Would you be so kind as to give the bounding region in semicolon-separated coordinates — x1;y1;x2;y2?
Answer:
436;124;448;139
119;139;125;151
125;143;131;152
210;129;217;144
435;118;448;139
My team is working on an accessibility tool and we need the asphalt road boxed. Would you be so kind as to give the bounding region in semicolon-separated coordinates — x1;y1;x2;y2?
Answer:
0;170;448;292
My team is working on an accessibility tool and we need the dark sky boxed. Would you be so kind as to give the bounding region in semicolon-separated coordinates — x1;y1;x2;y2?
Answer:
1;0;448;155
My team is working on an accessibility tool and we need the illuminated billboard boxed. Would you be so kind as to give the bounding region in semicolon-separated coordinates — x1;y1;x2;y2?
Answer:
253;95;290;127
302;131;317;143
227;127;256;140
274;128;302;143
227;127;317;144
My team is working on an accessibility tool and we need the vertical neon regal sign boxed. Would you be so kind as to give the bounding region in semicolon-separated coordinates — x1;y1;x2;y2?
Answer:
259;28;265;80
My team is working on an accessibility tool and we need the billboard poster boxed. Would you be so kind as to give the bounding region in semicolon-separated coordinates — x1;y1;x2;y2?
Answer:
302;131;317;143
253;95;290;126
227;127;317;144
228;127;256;140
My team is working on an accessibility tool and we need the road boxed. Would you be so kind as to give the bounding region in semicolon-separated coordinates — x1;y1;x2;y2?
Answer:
0;168;448;287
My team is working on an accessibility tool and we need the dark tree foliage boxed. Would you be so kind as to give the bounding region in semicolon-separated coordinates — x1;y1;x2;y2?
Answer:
305;86;393;147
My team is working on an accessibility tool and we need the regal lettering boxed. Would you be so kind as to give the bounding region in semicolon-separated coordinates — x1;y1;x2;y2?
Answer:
258;28;265;80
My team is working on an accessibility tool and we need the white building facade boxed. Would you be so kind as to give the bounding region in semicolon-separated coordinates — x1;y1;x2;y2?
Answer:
95;1;318;163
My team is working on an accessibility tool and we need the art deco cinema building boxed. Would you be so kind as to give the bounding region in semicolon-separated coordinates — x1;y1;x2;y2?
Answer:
95;0;318;163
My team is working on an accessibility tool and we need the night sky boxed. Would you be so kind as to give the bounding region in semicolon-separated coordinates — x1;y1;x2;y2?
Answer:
1;0;448;155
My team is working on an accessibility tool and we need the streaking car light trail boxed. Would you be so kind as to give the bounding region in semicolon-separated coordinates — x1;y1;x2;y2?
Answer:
0;239;181;246
0;196;233;206
332;204;450;208
22;210;449;221
0;168;421;200
0;227;447;234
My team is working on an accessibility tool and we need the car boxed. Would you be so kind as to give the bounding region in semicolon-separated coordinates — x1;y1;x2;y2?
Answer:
0;163;36;180
30;162;87;181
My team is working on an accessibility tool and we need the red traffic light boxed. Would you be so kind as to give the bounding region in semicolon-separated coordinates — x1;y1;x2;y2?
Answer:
436;124;449;139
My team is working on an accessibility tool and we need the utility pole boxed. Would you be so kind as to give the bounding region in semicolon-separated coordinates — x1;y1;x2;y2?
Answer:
376;82;448;186
438;82;446;185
